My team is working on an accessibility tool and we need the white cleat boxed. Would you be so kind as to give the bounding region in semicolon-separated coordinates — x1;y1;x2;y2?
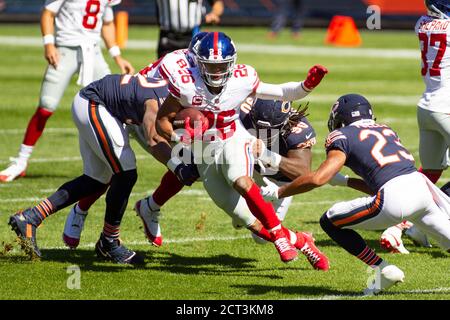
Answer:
364;263;405;295
0;158;27;182
405;225;432;248
134;198;162;247
62;205;88;249
380;226;410;254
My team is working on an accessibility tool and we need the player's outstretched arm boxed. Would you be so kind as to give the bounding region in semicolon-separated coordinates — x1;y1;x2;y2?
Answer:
41;8;58;67
101;21;135;74
156;95;183;142
279;149;346;198
254;139;312;180
255;65;328;101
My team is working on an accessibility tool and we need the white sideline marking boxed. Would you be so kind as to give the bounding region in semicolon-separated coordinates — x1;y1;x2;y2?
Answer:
296;287;450;300
43;234;252;250
0;128;77;135
0;36;419;59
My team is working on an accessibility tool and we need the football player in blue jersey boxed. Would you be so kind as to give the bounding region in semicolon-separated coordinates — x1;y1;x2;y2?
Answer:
8;73;196;264
261;94;450;294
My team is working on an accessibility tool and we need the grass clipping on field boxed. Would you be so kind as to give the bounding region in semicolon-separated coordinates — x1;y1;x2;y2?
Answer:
0;239;39;261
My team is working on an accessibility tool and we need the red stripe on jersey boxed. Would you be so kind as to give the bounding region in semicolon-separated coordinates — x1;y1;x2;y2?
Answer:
160;63;170;79
168;83;180;98
213;32;219;57
252;79;260;94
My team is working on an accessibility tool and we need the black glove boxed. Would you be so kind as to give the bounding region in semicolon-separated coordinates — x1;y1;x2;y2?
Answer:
174;163;200;186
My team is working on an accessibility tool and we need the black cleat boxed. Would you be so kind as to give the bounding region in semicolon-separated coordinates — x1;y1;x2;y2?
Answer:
8;209;41;258
95;233;144;265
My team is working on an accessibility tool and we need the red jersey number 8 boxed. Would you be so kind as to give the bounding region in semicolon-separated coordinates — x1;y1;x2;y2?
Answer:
83;0;101;30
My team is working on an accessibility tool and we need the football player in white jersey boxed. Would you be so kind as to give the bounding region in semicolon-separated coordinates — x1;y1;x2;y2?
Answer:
380;0;450;253
61;32;208;249
0;0;134;183
156;32;329;264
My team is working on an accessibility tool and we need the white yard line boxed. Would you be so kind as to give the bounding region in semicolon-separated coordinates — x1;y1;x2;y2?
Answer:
0;36;419;59
43;234;252;250
295;287;450;300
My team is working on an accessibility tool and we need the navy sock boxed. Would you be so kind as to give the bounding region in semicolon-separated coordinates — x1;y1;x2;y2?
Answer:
320;213;383;267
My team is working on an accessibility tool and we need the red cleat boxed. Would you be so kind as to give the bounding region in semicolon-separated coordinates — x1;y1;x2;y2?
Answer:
296;232;330;271
271;228;298;263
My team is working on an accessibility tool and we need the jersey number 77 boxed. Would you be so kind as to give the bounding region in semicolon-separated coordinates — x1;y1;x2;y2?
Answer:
419;32;447;77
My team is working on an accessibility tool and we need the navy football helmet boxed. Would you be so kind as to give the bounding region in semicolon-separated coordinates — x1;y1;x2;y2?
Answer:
250;99;292;146
196;32;237;87
327;94;374;132
425;0;450;19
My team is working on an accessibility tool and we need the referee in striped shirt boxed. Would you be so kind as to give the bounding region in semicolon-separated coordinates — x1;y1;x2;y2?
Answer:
156;0;224;58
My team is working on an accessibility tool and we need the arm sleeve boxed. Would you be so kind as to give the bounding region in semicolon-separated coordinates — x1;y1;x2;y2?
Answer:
255;81;311;101
45;0;64;13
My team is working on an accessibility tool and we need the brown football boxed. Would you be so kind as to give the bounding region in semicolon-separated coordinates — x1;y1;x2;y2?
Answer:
173;108;207;128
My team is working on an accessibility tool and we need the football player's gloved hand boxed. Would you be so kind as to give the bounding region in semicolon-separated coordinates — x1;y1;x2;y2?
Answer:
173;162;200;186
252;139;282;170
303;65;328;91
183;116;209;140
329;173;349;186
260;177;279;201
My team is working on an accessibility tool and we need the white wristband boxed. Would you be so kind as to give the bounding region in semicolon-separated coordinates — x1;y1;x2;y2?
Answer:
167;157;183;172
259;149;282;170
329;173;349;186
108;45;121;58
43;34;55;45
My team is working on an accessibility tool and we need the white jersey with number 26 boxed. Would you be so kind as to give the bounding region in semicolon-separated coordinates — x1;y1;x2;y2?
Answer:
45;0;121;47
168;64;260;140
415;15;450;112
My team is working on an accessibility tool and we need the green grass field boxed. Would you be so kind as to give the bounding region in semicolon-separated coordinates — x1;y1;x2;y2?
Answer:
0;25;449;300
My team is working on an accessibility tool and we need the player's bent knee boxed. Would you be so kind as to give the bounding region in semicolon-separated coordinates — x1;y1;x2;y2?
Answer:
320;213;338;234
112;169;138;189
233;176;254;194
39;96;59;112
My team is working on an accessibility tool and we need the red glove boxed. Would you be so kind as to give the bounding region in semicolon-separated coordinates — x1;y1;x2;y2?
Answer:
182;116;209;143
303;65;328;90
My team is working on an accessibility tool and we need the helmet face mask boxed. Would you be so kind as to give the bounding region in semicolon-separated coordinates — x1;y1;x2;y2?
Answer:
196;32;237;88
197;58;235;87
425;0;450;19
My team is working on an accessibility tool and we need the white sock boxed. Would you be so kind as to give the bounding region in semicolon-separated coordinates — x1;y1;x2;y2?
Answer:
18;144;33;163
268;224;281;233
75;204;88;215
288;230;297;245
147;195;161;211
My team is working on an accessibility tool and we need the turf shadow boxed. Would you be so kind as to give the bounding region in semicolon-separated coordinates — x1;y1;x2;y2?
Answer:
38;248;149;271
145;252;285;278
231;283;359;297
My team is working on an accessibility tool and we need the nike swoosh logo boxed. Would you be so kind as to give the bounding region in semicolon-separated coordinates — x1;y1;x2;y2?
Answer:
306;133;313;139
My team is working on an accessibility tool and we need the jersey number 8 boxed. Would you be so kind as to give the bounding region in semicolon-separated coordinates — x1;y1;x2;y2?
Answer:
83;0;101;30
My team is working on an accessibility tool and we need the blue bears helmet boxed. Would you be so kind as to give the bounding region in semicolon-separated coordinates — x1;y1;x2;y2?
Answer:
425;0;450;19
196;32;237;87
327;94;374;132
250;99;292;147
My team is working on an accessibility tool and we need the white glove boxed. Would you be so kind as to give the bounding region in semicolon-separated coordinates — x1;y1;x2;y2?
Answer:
329;173;349;186
260;177;280;201
253;139;282;170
